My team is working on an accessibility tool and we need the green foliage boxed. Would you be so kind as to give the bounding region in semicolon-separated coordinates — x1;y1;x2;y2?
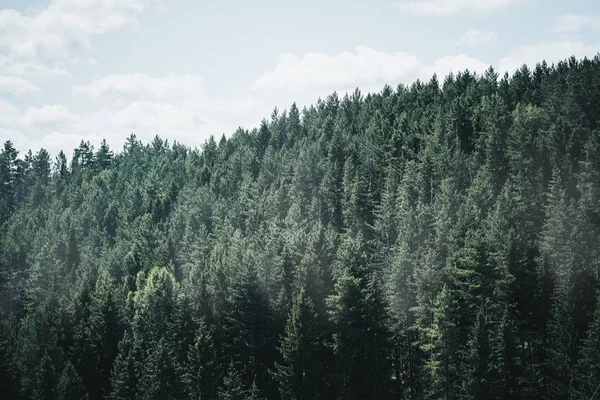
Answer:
217;360;250;400
57;361;88;400
139;337;184;400
328;234;392;399
274;287;328;400
183;318;218;400
1;55;600;399
107;331;140;400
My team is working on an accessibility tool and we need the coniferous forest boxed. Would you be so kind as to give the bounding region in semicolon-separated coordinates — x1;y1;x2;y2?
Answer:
2;56;600;400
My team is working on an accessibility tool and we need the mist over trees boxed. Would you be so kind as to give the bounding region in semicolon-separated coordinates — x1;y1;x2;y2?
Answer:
1;55;600;399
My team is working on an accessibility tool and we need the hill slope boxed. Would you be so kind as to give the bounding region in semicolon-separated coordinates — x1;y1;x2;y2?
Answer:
2;56;600;399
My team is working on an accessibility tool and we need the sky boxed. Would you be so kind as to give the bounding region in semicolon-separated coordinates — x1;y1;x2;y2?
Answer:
0;0;599;158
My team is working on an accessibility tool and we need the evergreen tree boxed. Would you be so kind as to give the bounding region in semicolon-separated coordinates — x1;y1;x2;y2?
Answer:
183;318;218;400
274;287;327;400
57;361;89;400
424;285;462;400
574;293;600;399
220;263;280;399
0;141;19;223
0;55;599;400
107;332;140;400
462;310;495;400
328;234;392;399
217;360;248;400
139;337;184;400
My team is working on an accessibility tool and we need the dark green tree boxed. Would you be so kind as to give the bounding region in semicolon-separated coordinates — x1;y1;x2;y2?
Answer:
328;234;392;399
274;287;327;400
107;331;140;400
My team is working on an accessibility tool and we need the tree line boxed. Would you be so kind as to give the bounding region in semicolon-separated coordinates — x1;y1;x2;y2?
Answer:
1;55;600;399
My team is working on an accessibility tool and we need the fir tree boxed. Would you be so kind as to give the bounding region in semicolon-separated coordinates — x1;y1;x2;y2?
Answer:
107;332;140;400
274;287;326;400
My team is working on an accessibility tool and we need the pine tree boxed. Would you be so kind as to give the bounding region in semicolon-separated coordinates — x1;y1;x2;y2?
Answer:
462;310;494;400
73;273;124;399
0;316;19;398
32;148;51;186
32;351;58;400
538;176;575;399
217;361;248;400
57;361;88;400
274;287;327;400
573;293;600;399
0;141;19;223
247;381;264;400
543;281;573;399
424;285;461;400
95;139;114;171
183;318;218;400
220;263;279;398
107;332;140;400
132;267;179;350
327;234;392;399
139;336;184;400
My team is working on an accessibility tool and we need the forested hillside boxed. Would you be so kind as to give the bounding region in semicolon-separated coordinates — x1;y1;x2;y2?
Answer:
1;56;600;400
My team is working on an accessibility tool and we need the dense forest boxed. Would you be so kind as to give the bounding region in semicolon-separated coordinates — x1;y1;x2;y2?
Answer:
1;55;600;400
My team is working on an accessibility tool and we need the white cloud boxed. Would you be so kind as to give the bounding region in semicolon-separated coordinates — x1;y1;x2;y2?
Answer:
552;14;600;33
73;73;205;99
0;99;231;158
0;56;68;80
253;38;600;94
0;1;153;61
72;72;271;122
392;0;525;16
428;54;491;78
251;46;491;92
0;1;273;156
252;46;423;92
0;100;76;130
20;105;77;127
107;101;228;144
0;99;20;118
0;69;271;158
457;30;499;47
498;40;600;74
0;0;158;82
0;75;41;94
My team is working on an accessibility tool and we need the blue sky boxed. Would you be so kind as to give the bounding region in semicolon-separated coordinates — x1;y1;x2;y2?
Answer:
1;0;599;157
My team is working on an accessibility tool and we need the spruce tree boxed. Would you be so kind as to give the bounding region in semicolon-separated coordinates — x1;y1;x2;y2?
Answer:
107;331;140;400
220;263;279;398
183;318;218;400
217;360;248;400
57;361;88;400
574;293;600;399
328;234;392;399
139;337;184;400
274;287;326;400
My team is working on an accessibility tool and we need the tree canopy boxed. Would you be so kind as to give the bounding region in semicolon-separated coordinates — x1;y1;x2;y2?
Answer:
2;56;600;399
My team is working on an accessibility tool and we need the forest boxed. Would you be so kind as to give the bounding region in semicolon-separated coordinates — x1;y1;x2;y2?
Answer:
1;55;600;400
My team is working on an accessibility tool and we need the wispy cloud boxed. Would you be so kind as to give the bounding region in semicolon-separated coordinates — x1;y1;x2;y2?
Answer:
252;46;423;92
0;1;270;156
498;40;600;73
0;0;159;82
551;14;600;33
392;0;525;17
0;75;41;94
253;38;600;94
73;73;206;99
457;30;499;47
251;46;491;92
